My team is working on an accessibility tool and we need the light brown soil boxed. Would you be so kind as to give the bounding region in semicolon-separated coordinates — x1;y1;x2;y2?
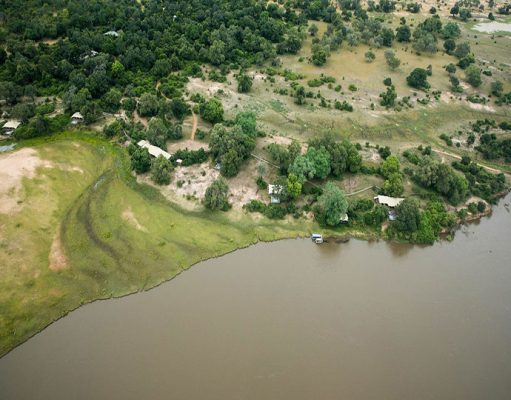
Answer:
48;228;69;271
167;140;208;154
190;112;198;140
0;148;50;214
122;208;147;232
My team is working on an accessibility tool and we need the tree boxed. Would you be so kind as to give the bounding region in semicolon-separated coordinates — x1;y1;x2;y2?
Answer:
311;44;329;66
394;198;420;233
204;178;230;211
384;50;400;70
465;65;482;87
365;51;376;62
491;80;503;97
454;42;471;59
383;173;404;196
396;25;411;42
129;146;151;173
102;88;122;112
150;155;172;185
380;85;397;107
147;118;169;149
445;63;457;74
286;173;302;199
381;155;400;178
308;23;319;36
200;98;224;124
443;39;456;54
237;73;253;93
314;182;348;226
413;32;437;54
170;98;189;120
442;22;461;39
459;8;472;22
103;120;123;138
138;93;159;117
234;111;258;138
306;147;331;179
406;68;430;89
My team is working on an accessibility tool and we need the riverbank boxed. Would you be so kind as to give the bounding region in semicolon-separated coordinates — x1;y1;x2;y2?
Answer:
0;132;507;358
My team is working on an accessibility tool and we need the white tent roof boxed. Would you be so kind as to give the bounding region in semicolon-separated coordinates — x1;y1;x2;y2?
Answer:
71;112;84;119
3;120;21;130
137;140;172;160
374;195;404;208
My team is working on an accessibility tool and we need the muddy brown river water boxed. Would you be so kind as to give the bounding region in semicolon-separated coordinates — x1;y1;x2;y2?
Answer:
1;195;511;400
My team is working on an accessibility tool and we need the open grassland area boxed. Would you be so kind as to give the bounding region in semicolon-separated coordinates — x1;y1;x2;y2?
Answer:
2;132;371;357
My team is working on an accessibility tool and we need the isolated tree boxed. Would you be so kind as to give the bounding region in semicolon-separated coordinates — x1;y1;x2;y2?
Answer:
200;98;224;123
237;73;253;93
442;22;461;39
308;23;319;36
454;42;471;59
465;65;482;87
314;182;348;226
490;80;503;97
380;85;397;107
150;155;172;185
445;63;457;74
384;50;401;70
204;178;230;211
406;68;430;89
311;44;329;66
365;51;376;63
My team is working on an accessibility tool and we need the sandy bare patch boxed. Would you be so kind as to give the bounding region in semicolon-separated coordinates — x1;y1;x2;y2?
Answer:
48;229;69;271
467;102;496;113
0;148;50;214
122;207;147;232
473;21;511;33
167;140;208;154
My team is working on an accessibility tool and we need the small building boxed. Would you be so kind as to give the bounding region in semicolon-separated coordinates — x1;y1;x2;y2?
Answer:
374;195;404;208
2;120;21;136
137;140;172;160
268;184;283;204
339;213;349;224
104;30;119;37
71;112;84;125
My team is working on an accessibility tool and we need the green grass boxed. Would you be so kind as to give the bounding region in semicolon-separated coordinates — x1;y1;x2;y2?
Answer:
1;132;368;357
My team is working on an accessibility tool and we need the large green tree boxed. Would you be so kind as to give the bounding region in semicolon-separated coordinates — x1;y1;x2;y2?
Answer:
314;183;348;226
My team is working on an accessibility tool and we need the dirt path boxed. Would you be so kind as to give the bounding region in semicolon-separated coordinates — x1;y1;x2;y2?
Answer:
433;148;510;175
190;112;198;141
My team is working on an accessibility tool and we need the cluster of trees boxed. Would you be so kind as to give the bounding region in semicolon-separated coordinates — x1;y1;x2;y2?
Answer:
204;178;230;211
475;133;511;162
389;199;456;244
128;145;173;185
413;159;469;205
452;156;507;201
380;155;404;197
209;112;258;177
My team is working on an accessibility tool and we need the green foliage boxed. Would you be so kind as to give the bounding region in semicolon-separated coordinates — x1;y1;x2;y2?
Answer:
379;85;397;108
209;124;255;177
234;112;258;138
311;44;330;66
266;140;301;174
314;182;348;227
396;25;411;42
236;73;253;93
381;155;400;178
138;93;159;117
200;98;224;124
383;173;404;196
406;68;430;90
465;65;482;88
384;50;401;70
150;155;172;185
287;173;303;199
128;144;151;174
170;148;208;167
414;159;469;205
204;178;230;211
394;198;420;233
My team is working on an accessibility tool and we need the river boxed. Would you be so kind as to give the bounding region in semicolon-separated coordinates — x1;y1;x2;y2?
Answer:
1;195;511;400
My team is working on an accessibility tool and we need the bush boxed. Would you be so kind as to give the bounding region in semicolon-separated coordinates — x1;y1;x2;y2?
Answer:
204;178;230;211
150;155;172;185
